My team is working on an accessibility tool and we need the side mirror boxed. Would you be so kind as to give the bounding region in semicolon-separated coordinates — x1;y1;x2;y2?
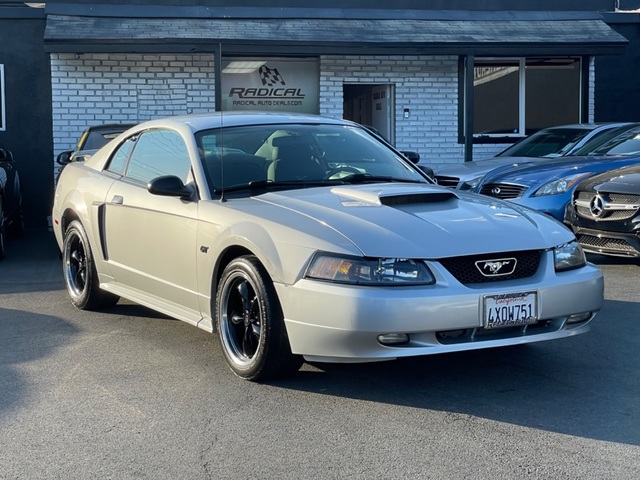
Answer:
70;152;93;163
400;150;420;164
57;151;72;165
147;175;193;199
417;164;434;179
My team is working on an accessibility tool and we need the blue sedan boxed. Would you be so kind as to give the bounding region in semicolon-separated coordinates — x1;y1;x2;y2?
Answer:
474;124;640;221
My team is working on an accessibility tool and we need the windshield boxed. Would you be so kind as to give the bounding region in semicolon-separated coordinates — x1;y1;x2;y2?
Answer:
195;123;427;192
495;128;590;158
569;125;640;157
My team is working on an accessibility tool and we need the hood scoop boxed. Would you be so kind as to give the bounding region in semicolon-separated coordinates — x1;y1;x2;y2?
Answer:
330;186;458;206
380;192;457;206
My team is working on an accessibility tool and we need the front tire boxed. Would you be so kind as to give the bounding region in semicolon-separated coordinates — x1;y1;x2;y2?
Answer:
62;220;119;310
216;255;302;381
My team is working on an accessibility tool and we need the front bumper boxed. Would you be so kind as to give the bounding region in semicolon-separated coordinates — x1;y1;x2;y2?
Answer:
572;227;640;257
276;253;604;363
565;203;640;257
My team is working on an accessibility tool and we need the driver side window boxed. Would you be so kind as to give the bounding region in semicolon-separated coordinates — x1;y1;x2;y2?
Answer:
124;129;192;184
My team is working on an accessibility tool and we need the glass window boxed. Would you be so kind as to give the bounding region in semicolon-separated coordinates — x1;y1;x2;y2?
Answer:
195;123;425;192
574;126;640;157
125;130;192;184
106;136;136;175
471;58;582;139
495;127;591;158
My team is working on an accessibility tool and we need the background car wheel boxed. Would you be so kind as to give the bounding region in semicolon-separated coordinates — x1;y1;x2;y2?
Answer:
63;220;119;310
0;197;6;261
216;255;303;381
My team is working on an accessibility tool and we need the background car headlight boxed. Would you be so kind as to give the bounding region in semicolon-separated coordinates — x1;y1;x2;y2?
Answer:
533;173;593;197
306;253;435;285
459;175;484;191
554;241;586;271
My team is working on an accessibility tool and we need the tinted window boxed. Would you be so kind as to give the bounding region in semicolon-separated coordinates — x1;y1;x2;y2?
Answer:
125;130;192;184
571;126;640;157
496;128;590;158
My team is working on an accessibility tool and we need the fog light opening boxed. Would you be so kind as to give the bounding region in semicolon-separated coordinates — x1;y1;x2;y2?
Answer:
567;312;592;324
378;333;410;346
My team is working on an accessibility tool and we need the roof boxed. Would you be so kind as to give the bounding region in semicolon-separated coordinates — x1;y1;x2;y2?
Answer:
43;12;628;56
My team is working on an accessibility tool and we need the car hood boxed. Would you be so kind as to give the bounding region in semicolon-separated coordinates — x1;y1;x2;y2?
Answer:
436;156;538;178
481;154;640;188
250;183;572;258
581;165;640;195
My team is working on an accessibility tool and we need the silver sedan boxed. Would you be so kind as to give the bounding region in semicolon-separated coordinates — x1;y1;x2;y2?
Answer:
52;112;604;381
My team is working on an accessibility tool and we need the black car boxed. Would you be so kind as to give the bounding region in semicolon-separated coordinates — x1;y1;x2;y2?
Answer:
56;123;136;182
0;147;24;260
565;164;640;257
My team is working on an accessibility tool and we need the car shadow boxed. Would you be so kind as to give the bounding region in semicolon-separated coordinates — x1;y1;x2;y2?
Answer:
0;229;64;294
0;307;80;416
267;298;639;447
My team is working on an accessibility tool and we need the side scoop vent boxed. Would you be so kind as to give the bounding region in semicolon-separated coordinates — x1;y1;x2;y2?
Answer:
380;192;456;207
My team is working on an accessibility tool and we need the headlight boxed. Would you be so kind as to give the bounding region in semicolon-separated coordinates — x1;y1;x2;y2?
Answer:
533;173;593;197
554;241;586;272
306;253;435;285
459;175;484;191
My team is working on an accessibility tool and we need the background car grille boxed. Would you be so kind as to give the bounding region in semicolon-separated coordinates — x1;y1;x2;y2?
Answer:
577;234;638;254
479;183;528;199
434;175;460;188
438;250;542;284
576;191;640;221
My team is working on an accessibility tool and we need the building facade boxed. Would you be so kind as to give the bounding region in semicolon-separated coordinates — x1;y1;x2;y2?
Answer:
1;0;639;228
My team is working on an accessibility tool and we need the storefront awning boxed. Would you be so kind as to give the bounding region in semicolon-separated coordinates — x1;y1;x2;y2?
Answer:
44;14;628;56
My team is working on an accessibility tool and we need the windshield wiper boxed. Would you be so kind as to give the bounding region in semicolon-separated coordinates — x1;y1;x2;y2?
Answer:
213;179;335;194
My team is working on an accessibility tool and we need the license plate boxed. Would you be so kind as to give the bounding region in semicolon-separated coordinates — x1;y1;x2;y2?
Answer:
483;292;538;329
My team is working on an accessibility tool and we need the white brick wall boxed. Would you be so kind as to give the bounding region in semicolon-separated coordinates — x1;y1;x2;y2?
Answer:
320;55;465;169
51;53;215;155
51;53;596;172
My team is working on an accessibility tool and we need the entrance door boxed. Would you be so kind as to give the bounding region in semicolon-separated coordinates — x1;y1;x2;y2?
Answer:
343;84;395;144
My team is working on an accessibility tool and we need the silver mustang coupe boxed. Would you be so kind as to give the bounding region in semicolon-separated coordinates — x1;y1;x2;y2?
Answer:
52;112;604;381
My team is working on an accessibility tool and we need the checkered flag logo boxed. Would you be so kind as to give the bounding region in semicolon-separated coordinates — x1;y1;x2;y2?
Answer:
259;65;286;87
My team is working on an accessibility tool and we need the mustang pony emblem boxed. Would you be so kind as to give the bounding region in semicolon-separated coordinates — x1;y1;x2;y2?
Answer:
476;258;517;277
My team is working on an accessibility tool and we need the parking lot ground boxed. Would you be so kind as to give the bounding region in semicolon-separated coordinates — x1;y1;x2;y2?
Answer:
1;230;640;479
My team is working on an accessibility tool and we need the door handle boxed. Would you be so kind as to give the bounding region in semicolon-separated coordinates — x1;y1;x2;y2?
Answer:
111;195;124;205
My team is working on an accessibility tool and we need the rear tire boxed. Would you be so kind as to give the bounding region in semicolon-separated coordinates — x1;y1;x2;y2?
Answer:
62;220;119;310
216;255;302;381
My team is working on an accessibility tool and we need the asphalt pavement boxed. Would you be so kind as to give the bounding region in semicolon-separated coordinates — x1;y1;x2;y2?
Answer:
1;229;639;479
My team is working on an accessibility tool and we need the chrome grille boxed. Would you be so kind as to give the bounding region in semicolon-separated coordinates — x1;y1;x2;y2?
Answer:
575;191;640;221
479;183;527;199
611;193;640;204
434;175;460;188
438;250;542;285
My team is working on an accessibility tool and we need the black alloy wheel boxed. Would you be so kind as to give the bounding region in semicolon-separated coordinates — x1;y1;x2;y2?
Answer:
62;220;119;310
216;255;302;381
